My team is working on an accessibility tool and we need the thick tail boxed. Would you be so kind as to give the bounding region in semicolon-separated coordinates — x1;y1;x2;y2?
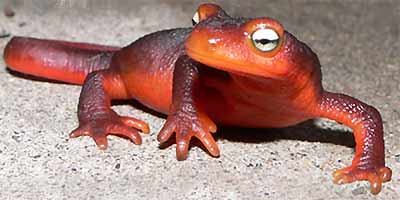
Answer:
3;36;121;85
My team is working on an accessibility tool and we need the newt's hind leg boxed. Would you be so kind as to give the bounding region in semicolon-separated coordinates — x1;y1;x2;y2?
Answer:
70;70;149;149
316;91;391;194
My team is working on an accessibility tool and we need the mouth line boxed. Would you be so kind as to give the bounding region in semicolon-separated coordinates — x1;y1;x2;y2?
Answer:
186;48;254;76
185;48;285;80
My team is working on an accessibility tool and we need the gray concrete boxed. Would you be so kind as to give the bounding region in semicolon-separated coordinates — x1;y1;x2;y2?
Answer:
0;0;399;199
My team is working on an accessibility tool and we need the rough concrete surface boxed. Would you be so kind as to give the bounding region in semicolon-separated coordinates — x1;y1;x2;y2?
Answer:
0;0;399;199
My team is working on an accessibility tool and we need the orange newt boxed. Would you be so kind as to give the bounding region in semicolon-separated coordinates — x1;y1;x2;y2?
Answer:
3;3;391;194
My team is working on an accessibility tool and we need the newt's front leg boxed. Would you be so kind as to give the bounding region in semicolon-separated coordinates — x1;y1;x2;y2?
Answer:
315;91;392;194
70;70;149;149
157;55;219;160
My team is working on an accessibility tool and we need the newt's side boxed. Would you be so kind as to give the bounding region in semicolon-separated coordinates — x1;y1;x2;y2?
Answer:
3;3;391;194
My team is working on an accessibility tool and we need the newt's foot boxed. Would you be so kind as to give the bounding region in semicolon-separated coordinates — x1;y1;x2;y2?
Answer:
333;165;392;195
70;110;149;149
157;112;219;160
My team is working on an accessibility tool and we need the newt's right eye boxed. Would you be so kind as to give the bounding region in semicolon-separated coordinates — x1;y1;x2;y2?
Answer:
251;28;280;52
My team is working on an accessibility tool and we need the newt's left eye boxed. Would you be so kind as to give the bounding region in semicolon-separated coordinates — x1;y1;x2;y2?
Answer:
192;11;200;26
251;28;280;52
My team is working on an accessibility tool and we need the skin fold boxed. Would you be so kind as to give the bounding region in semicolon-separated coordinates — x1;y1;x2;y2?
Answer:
2;3;391;194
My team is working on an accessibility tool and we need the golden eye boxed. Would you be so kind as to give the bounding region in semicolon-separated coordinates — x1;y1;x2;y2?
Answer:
251;28;280;52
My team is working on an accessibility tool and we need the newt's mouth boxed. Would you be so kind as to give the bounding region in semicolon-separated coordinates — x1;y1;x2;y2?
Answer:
186;47;286;80
186;48;251;76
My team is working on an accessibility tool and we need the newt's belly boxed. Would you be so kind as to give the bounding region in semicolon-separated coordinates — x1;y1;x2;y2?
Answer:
201;73;319;128
205;94;312;128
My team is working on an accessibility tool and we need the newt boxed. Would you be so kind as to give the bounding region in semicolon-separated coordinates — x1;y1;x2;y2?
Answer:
3;3;391;194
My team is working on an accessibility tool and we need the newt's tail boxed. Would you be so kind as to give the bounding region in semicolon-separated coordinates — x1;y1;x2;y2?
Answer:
3;36;121;85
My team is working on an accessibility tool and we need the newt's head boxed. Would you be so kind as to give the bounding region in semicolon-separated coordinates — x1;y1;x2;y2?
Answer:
186;4;320;80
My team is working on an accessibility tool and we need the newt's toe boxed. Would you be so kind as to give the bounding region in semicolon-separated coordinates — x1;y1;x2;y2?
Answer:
93;134;108;150
333;166;392;195
158;113;219;160
176;140;190;161
70;112;148;149
120;116;150;134
197;130;220;157
70;125;91;138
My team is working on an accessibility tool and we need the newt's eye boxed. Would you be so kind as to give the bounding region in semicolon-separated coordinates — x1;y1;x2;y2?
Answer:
192;11;200;26
251;28;280;52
